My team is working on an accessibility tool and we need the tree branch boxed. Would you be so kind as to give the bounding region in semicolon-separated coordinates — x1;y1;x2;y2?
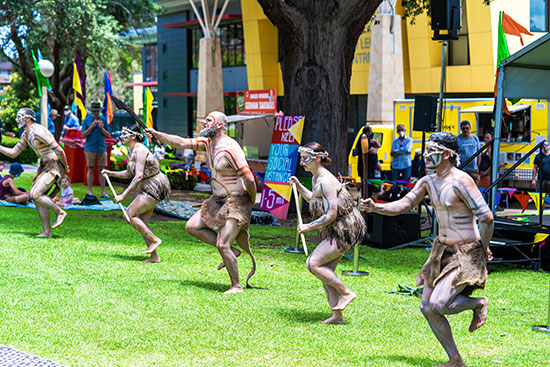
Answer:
9;21;35;82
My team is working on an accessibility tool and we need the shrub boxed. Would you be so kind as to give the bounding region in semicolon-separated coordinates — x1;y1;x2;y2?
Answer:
163;165;198;190
0;135;39;164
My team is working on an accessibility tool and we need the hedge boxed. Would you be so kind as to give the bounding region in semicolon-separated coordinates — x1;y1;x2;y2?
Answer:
0;135;38;164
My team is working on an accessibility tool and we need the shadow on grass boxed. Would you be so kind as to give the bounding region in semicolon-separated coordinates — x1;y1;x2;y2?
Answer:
180;279;228;293
109;254;149;262
367;354;440;366
276;307;329;324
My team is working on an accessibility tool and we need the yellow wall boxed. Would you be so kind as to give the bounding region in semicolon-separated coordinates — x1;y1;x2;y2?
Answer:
241;0;282;95
403;0;494;94
241;0;541;97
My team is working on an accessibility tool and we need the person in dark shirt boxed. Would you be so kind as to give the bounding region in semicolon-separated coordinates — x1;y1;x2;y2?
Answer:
411;148;426;179
532;141;550;191
367;139;382;201
356;124;373;184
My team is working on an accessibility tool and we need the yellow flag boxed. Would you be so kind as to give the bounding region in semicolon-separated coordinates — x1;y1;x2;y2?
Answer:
72;63;87;119
145;87;154;128
528;192;545;212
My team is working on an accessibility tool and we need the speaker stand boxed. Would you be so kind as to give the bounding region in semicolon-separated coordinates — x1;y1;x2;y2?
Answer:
532;277;550;335
342;244;369;276
388;234;434;250
285;230;305;254
285;192;306;255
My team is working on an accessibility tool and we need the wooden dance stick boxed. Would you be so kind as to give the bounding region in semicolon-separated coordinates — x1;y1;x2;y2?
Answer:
103;173;131;222
292;182;309;256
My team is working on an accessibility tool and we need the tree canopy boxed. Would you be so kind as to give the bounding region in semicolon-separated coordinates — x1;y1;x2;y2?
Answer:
0;0;159;132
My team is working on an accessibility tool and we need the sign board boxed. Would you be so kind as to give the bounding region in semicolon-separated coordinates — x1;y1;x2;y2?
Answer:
236;89;277;114
259;115;305;219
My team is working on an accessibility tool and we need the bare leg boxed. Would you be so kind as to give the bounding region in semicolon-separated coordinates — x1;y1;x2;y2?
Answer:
126;194;161;262
87;166;94;194
217;219;242;294
307;238;355;313
6;193;30;205
35;203;52;238
30;173;65;234
99;168;106;196
429;269;489;333
138;207;161;262
185;211;240;269
319;257;345;324
420;267;488;367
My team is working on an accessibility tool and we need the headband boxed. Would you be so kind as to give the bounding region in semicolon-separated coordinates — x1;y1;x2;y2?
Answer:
425;141;460;167
122;127;142;137
298;146;330;160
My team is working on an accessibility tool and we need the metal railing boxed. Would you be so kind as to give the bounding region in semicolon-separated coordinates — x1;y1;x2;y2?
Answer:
458;137;494;171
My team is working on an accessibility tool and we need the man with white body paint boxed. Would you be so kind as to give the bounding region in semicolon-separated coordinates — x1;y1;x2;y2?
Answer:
146;111;257;293
361;132;494;367
0;108;69;237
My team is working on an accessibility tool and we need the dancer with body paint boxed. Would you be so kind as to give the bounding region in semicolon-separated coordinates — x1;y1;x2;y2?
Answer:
361;132;493;367
0;108;69;237
290;142;366;324
102;125;170;263
146;111;257;293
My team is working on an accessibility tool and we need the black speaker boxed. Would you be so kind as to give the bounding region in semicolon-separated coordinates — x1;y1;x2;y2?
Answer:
431;0;461;40
413;95;438;132
367;212;421;249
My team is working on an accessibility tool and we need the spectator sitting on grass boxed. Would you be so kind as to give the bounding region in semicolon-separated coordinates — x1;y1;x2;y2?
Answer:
0;162;30;205
199;162;211;182
0;159;4;179
54;175;74;207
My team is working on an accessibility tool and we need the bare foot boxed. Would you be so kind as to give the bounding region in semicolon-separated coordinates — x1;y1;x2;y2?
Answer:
469;296;488;333
332;291;356;311
320;316;345;325
224;286;243;294
218;247;241;270
142;239;162;255
52;210;67;229
36;232;52;238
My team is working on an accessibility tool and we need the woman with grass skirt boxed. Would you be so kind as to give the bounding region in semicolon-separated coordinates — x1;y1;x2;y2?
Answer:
289;142;366;324
102;125;170;263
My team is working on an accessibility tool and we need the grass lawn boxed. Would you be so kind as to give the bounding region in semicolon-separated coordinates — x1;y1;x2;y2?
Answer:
0;175;549;366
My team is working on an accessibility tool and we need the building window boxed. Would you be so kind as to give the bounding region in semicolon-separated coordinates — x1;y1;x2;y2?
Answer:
144;44;157;82
190;22;245;69
448;2;470;66
163;71;168;80
530;0;547;32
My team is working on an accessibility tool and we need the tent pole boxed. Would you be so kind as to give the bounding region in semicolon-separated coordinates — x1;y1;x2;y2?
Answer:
491;67;505;214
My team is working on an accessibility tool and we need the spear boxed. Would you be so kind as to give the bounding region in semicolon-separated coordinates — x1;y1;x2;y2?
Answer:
111;94;162;147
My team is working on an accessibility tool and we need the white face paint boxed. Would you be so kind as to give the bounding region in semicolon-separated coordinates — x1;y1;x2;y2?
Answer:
423;142;444;168
299;152;315;167
16;112;30;129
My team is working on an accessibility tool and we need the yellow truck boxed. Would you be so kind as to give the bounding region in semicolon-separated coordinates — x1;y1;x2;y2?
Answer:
348;98;549;188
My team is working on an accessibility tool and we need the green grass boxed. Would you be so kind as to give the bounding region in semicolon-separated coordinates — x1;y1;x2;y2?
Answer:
0;186;549;366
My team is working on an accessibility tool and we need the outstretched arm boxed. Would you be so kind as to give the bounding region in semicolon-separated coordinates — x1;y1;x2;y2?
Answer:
145;128;206;151
360;176;428;215
299;181;338;233
0;139;27;159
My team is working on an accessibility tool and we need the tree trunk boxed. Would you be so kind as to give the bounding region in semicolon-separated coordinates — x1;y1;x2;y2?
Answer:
257;0;381;174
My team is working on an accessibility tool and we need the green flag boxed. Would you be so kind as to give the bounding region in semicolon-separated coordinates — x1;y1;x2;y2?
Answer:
497;12;510;67
32;50;52;97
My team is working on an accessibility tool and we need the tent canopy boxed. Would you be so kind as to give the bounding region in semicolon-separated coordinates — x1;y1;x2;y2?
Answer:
461;104;530;113
501;33;550;99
